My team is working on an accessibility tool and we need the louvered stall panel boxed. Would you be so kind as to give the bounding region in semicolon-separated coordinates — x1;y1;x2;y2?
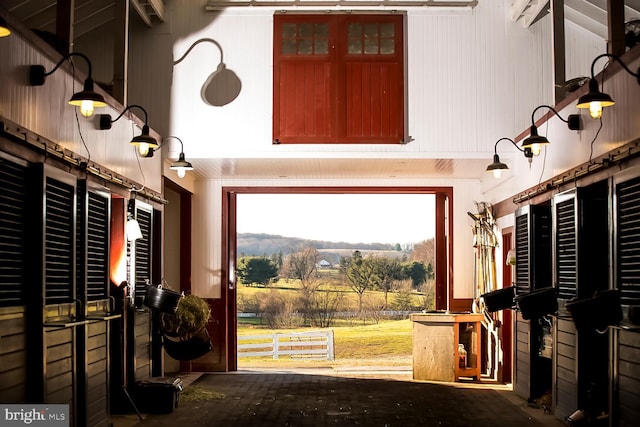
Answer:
571;182;610;421
552;191;578;421
0;156;29;307
617;176;640;307
76;182;112;427
134;207;152;303
42;170;79;427
514;212;530;295
514;209;531;400
128;200;153;382
0;154;30;403
531;206;553;290
615;173;640;427
45;177;75;305
555;197;577;300
513;204;553;401
87;191;110;301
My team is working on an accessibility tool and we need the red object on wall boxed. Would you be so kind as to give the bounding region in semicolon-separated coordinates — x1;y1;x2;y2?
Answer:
273;14;405;144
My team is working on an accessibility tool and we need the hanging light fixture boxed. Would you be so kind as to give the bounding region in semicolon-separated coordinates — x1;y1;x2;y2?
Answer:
167;136;194;178
486;137;533;179
29;52;107;117
522;105;582;156
0;17;11;37
173;38;242;107
99;105;159;156
576;53;640;119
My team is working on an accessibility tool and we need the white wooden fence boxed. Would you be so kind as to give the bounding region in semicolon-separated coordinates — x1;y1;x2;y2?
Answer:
237;330;335;360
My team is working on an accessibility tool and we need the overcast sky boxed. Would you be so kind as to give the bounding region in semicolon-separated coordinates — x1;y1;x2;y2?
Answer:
236;193;435;245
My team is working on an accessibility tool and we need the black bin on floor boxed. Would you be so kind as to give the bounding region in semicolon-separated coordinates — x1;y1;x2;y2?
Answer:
133;377;183;414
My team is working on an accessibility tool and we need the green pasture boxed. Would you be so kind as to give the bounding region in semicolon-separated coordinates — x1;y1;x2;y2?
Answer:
237;318;414;367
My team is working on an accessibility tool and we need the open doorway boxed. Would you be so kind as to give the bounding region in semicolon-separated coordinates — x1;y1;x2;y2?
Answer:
217;187;455;371
235;193;436;368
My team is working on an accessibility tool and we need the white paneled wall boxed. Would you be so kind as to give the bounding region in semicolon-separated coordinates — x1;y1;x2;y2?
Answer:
564;20;606;81
192;178;225;298
128;1;563;159
0;30;163;193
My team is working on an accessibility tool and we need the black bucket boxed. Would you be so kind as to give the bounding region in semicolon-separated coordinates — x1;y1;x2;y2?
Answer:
566;289;622;331
514;287;558;320
144;285;181;313
481;287;515;312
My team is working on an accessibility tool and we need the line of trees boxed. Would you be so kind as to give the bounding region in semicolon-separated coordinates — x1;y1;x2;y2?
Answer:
236;245;434;328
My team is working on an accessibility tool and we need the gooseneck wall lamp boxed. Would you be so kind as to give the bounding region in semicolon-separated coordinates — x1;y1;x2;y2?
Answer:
166;136;194;178
173;38;242;107
576;53;640;119
29;52;107;117
486;137;533;179
522;105;582;156
99;105;159;156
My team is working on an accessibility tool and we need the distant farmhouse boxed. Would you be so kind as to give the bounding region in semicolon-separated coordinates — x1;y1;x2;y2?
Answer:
318;260;332;268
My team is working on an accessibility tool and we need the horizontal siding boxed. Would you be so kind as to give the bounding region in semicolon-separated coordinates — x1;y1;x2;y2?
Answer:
0;309;26;403
514;318;530;399
134;311;151;381
83;321;110;427
617;330;640;427
45;327;74;406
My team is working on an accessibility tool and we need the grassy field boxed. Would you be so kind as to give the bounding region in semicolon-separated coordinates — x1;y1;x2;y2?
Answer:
235;277;426;368
237;277;430;313
237;318;413;368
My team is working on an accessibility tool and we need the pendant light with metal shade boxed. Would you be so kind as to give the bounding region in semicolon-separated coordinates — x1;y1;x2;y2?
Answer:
29;52;107;117
576;53;640;119
486;137;533;179
167;137;194;178
99;105;159;156
521;105;582;156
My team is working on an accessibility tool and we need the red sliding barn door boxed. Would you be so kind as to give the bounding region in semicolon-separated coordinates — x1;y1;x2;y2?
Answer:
274;14;404;144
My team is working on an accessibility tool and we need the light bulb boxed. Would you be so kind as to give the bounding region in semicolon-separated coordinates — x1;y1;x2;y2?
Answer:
126;216;143;241
138;143;150;157
492;169;503;179
80;100;95;117
177;168;186;178
530;144;542;156
589;102;603;119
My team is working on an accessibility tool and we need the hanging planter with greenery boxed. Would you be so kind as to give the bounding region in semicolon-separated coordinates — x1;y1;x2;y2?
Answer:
160;293;213;360
161;294;211;337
